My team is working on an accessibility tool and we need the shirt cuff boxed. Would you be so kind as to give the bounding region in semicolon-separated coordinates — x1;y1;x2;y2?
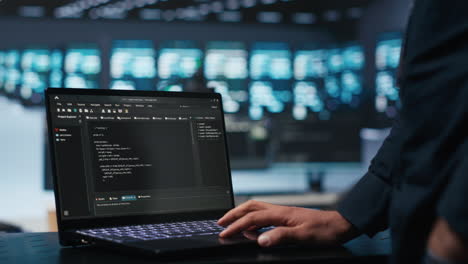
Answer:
337;172;392;237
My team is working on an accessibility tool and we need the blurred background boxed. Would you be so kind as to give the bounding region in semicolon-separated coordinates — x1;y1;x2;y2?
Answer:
0;0;410;233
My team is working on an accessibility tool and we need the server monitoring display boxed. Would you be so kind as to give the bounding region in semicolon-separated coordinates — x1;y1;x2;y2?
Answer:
375;32;402;119
2;38;372;183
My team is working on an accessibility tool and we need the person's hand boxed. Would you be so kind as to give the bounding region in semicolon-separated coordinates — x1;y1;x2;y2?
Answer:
427;218;468;261
218;200;359;247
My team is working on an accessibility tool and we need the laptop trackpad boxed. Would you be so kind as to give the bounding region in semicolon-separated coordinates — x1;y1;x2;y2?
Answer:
193;234;254;245
132;235;254;252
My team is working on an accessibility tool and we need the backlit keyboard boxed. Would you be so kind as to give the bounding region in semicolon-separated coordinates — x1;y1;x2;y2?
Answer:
77;220;225;243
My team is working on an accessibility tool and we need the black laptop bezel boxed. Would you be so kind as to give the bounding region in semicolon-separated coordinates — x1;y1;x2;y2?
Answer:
45;88;236;245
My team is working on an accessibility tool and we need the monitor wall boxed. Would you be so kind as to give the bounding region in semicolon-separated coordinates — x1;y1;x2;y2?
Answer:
0;18;367;192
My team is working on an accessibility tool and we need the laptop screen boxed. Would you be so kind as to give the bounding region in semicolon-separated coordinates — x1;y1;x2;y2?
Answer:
47;91;233;220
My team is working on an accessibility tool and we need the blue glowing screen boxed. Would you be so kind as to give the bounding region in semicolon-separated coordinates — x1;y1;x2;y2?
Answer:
375;33;402;118
158;42;202;79
110;40;156;90
248;42;293;119
65;45;101;89
3;50;21;95
205;42;248;80
0;52;5;93
291;44;365;121
20;49;51;102
205;42;249;114
250;42;292;80
294;49;328;79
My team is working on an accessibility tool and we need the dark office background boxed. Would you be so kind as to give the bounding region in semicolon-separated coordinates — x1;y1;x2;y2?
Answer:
0;0;410;232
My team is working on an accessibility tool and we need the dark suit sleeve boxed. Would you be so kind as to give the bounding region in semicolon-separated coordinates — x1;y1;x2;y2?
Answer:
336;117;402;237
398;0;468;240
401;0;468;240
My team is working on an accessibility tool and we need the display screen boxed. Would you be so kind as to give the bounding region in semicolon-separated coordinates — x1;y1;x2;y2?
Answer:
0;37;367;168
294;49;328;80
205;42;249;114
292;81;324;119
249;81;290;120
275;43;365;163
0;51;5;93
3;50;21;96
48;92;232;219
343;45;365;71
292;44;364;121
375;32;402;118
20;48;51;104
326;48;344;73
249;42;292;120
158;41;202;80
50;50;64;89
64;45;101;89
205;42;248;80
340;44;364;104
110;40;156;91
250;42;292;80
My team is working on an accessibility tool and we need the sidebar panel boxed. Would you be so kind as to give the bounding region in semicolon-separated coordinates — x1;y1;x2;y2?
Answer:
53;126;90;218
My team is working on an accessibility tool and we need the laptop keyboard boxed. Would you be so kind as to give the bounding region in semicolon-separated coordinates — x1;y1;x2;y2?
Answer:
77;220;226;243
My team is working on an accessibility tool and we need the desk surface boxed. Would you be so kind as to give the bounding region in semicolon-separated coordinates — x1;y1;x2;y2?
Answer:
0;232;390;264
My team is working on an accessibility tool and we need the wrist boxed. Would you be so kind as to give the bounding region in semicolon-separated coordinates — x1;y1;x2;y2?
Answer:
328;211;360;243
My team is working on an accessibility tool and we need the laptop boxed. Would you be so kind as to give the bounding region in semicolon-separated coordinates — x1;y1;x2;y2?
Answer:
45;88;256;257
